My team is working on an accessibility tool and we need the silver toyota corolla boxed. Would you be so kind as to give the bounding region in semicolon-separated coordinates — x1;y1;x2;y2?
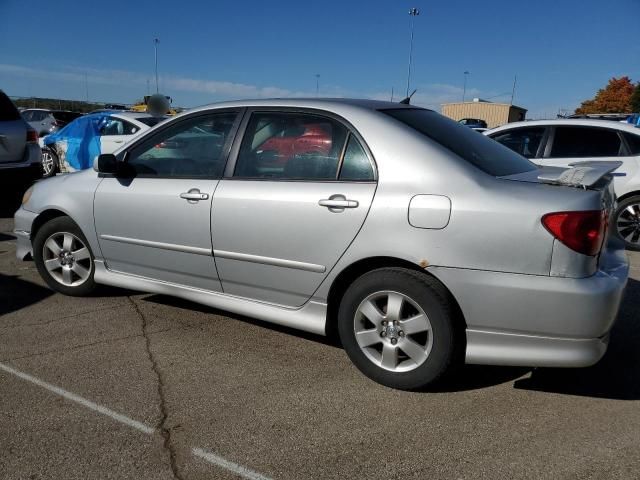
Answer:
14;99;629;390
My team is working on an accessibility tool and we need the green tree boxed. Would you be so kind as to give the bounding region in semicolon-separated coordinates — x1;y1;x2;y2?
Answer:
631;82;640;113
575;76;635;114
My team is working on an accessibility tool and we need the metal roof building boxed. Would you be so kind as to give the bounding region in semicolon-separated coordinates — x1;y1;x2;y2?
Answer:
441;98;527;129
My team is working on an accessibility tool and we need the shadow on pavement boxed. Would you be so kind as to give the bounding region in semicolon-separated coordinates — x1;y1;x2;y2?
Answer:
0;174;35;219
514;278;640;400
143;294;342;348
0;273;53;316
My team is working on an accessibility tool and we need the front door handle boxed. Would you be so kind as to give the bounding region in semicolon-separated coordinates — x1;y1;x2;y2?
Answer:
319;194;359;212
113;140;124;144
180;188;209;203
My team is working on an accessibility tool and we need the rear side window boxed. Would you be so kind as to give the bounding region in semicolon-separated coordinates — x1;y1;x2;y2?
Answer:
550;126;622;157
339;135;374;181
383;108;537;176
0;92;20;121
623;132;640;155
490;127;545;159
234;112;348;180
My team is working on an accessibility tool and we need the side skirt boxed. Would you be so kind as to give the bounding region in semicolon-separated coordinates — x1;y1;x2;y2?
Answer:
94;260;327;336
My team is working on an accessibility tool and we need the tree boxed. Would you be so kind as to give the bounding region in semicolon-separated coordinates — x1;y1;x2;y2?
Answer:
631;82;640;113
575;76;635;114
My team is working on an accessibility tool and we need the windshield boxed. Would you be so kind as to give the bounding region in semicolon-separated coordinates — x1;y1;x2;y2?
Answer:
135;116;166;127
382;108;537;176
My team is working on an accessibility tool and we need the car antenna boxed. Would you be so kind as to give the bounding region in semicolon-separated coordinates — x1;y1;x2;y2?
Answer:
399;89;417;104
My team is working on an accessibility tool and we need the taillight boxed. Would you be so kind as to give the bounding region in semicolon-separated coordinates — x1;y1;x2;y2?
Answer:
542;210;607;256
26;129;38;143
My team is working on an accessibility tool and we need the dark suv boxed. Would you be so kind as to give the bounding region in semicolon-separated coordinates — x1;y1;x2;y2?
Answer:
0;91;41;178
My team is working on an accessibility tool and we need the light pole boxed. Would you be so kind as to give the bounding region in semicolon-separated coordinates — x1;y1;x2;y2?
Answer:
406;8;420;98
154;38;160;94
315;74;320;97
462;70;469;102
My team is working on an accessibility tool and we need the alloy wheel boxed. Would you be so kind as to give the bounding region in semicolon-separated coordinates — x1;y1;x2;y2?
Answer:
353;290;433;373
41;150;55;177
616;202;640;246
41;232;92;287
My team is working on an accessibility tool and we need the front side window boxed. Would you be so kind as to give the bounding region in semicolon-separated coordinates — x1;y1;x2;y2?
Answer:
550;126;622;158
100;117;139;136
125;113;237;178
234;112;349;180
491;127;545;158
623;132;640;155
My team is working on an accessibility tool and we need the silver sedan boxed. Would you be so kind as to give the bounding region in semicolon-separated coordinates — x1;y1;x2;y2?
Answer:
14;99;629;390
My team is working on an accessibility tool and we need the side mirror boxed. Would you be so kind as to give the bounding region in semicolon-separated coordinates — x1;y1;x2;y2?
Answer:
95;153;118;174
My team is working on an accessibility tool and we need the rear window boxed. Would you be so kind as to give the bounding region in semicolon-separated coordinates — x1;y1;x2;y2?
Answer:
135;116;165;127
383;108;537;176
52;111;83;123
550;126;622;157
0;91;21;121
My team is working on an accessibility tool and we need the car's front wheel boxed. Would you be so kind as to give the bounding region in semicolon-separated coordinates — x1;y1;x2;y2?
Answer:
33;216;96;296
613;195;640;251
41;148;58;178
338;267;461;390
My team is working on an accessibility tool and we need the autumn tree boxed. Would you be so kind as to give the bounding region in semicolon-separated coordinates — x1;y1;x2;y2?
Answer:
575;76;635;114
631;82;640;113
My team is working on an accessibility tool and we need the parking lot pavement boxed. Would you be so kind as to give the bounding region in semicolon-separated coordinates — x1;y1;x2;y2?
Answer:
2;190;640;479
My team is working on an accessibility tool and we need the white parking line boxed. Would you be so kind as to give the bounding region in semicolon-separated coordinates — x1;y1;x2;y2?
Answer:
0;362;155;434
193;448;273;480
0;361;273;480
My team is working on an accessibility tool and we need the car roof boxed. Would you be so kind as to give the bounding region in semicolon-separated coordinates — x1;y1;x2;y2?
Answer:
489;118;640;135
185;98;423;115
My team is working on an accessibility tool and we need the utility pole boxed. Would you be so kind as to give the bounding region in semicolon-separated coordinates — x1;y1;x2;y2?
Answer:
510;74;517;105
391;86;394;102
315;74;320;97
406;8;420;98
84;72;89;103
462;71;470;102
154;38;160;94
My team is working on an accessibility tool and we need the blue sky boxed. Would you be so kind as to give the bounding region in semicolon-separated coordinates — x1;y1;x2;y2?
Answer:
1;0;638;117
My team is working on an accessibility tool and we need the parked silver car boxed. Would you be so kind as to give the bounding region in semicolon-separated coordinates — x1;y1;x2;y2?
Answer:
14;99;629;390
0;90;41;176
21;108;83;137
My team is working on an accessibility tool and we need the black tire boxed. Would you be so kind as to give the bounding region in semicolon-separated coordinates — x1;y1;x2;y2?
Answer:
613;195;640;251
338;267;462;390
41;148;58;178
33;216;97;296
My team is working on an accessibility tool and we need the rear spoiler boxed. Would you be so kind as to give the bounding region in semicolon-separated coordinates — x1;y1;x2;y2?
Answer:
537;161;623;188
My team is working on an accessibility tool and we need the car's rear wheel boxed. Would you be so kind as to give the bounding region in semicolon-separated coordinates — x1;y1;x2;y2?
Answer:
613;195;640;251
41;148;58;178
338;267;461;390
33;216;96;296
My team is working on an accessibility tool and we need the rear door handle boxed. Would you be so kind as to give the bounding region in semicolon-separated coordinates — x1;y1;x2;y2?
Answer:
319;194;359;212
113;140;124;144
180;188;209;203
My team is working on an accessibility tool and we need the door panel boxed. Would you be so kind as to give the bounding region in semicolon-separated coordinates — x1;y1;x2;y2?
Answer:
94;177;222;291
211;181;375;307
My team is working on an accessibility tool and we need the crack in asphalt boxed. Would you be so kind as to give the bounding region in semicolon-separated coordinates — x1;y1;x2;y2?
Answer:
128;296;184;480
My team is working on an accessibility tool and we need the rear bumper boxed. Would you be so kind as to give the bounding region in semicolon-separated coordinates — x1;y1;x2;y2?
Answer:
0;144;41;171
431;241;629;368
13;206;38;260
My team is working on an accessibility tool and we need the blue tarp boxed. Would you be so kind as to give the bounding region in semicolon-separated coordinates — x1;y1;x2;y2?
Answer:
44;113;108;171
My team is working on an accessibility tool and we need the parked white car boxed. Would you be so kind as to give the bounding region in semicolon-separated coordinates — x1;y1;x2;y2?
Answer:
40;112;165;177
486;119;640;250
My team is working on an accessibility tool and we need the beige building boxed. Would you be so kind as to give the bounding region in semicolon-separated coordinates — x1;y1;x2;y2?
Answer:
441;99;527;129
